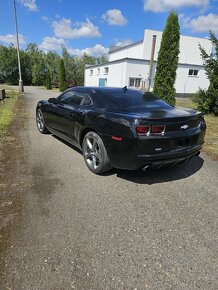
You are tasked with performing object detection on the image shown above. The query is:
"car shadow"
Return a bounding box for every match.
[52,135,83,155]
[52,134,204,185]
[113,156,204,184]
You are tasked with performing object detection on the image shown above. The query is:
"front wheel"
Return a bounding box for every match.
[36,109,50,134]
[82,131,112,174]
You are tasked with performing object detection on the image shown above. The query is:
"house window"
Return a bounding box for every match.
[90,69,93,76]
[104,67,109,74]
[188,69,199,76]
[97,68,100,74]
[129,78,141,88]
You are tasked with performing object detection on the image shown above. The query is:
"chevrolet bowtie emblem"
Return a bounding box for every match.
[181,124,189,129]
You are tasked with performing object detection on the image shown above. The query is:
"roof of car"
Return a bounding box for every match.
[66,86,140,93]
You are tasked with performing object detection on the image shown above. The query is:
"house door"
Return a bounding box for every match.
[99,78,107,87]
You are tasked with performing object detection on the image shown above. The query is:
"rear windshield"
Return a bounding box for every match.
[89,89,173,112]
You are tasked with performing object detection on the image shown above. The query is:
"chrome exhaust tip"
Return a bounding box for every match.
[142,165,151,172]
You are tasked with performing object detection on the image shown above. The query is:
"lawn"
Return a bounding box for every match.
[176,98,218,160]
[0,86,19,137]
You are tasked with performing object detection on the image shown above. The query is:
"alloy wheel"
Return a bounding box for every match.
[84,136,102,170]
[36,109,44,132]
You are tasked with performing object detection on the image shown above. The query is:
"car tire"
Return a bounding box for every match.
[36,109,50,134]
[82,131,112,174]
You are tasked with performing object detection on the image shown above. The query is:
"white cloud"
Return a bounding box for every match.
[180,13,218,33]
[39,36,65,51]
[42,16,49,22]
[68,44,109,57]
[101,9,127,26]
[19,0,37,11]
[0,34,25,45]
[143,0,209,12]
[52,18,101,39]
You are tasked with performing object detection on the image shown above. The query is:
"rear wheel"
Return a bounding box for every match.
[82,131,112,174]
[36,109,50,134]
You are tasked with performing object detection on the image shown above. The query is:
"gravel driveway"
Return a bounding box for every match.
[0,86,217,289]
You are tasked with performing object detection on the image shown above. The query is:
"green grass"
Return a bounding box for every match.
[0,87,19,137]
[176,97,218,160]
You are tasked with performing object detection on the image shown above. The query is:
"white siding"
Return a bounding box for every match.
[179,35,211,66]
[84,62,127,87]
[143,29,212,65]
[85,29,212,94]
[125,59,149,87]
[109,42,144,61]
[143,30,162,61]
[107,62,127,87]
[175,64,209,94]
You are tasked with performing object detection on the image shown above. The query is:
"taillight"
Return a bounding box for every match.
[151,125,165,134]
[198,117,206,127]
[136,125,165,136]
[136,125,150,135]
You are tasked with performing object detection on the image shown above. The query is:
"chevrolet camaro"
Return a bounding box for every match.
[36,87,206,174]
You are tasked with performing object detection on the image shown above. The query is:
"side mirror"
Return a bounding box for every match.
[48,98,58,104]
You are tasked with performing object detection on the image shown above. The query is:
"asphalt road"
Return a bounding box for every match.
[1,86,218,289]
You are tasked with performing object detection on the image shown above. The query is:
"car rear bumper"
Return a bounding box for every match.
[101,130,205,170]
[136,144,202,170]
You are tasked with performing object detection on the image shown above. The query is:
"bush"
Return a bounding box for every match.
[195,87,218,116]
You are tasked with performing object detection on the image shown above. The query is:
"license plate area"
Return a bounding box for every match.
[178,137,190,147]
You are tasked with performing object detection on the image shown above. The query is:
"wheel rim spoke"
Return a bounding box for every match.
[87,138,93,150]
[85,152,92,159]
[84,136,102,170]
[92,155,97,169]
[92,139,97,150]
[95,152,101,161]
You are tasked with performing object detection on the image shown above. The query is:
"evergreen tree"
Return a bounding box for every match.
[59,59,67,91]
[153,12,180,106]
[62,46,77,84]
[75,53,96,86]
[195,32,218,115]
[46,71,52,90]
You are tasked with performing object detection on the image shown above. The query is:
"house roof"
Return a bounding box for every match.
[109,40,143,54]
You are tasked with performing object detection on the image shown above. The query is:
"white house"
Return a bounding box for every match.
[84,29,213,96]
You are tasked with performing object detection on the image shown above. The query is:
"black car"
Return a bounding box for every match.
[36,87,206,174]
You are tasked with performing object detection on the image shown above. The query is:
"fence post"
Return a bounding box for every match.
[0,89,6,101]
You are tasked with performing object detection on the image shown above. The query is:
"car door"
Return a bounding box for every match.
[55,90,83,142]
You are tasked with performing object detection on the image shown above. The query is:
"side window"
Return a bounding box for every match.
[58,91,83,106]
[80,94,92,106]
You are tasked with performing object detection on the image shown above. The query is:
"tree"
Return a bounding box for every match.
[46,71,52,90]
[153,12,180,106]
[195,32,218,115]
[75,53,96,86]
[45,51,60,87]
[62,46,77,85]
[59,59,67,91]
[31,57,46,86]
[0,45,32,85]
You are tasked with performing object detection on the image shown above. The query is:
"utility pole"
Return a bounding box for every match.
[13,0,24,92]
[148,35,157,92]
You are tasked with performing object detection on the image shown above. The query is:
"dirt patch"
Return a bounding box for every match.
[0,95,29,279]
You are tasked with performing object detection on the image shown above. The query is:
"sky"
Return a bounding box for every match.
[1,0,218,57]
